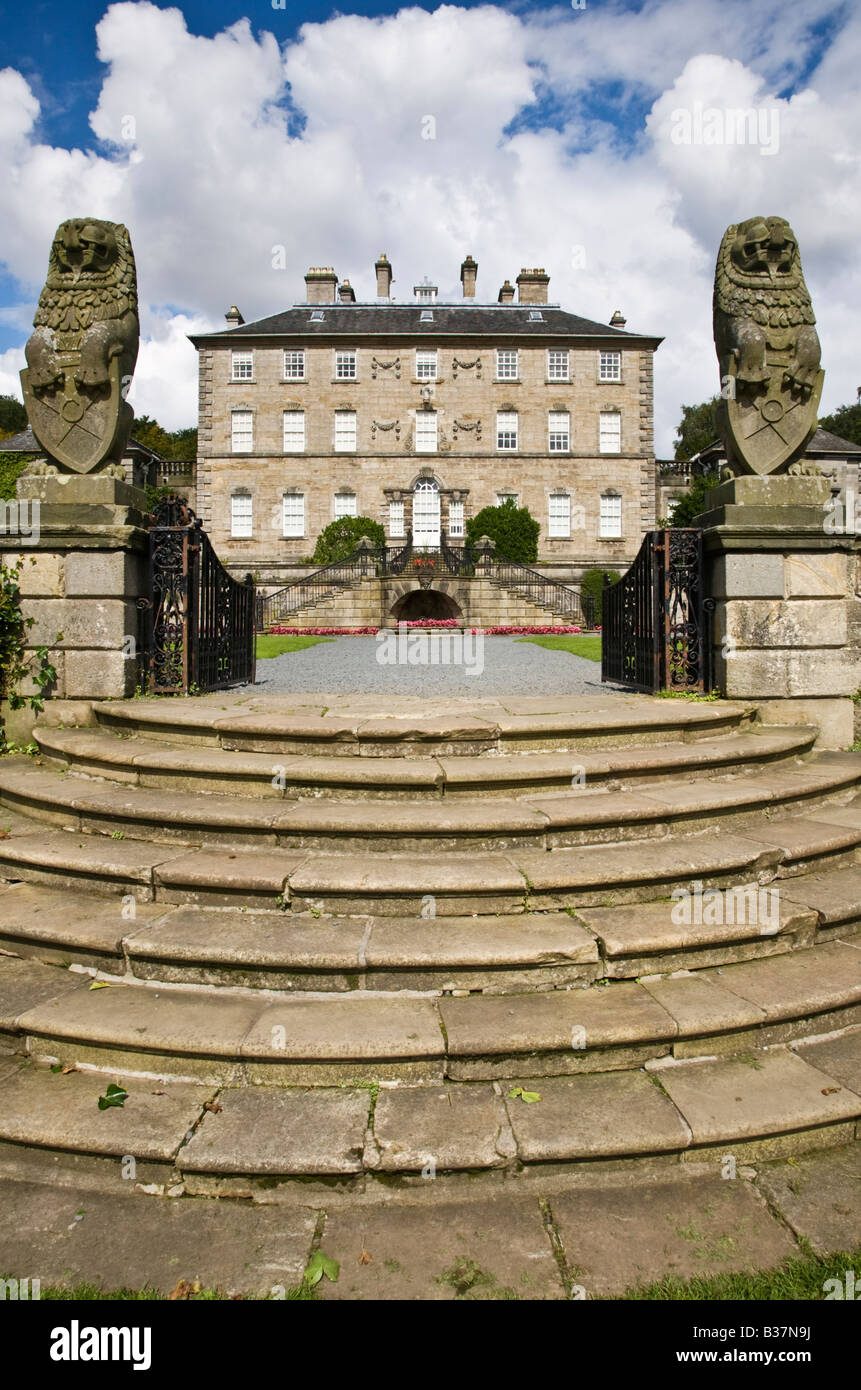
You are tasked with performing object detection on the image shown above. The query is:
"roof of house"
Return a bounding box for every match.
[696,427,861,461]
[189,303,663,347]
[0,425,166,461]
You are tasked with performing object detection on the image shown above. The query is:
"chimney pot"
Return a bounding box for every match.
[305,267,338,304]
[460,255,478,298]
[338,279,357,303]
[225,305,245,327]
[375,254,393,299]
[609,308,627,328]
[497,279,515,304]
[516,267,550,304]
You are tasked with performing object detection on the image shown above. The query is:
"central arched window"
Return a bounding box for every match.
[412,478,440,547]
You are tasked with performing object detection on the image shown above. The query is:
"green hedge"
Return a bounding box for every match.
[465,500,540,564]
[0,453,33,501]
[580,567,621,625]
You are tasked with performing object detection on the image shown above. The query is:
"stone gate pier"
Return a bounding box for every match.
[699,474,861,748]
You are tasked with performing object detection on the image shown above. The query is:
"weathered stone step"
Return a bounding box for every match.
[0,754,857,852]
[3,941,860,1085]
[0,808,858,911]
[1,863,860,991]
[0,1027,858,1183]
[31,725,818,802]
[91,693,757,756]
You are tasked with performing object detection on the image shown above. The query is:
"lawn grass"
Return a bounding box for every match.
[255,634,335,660]
[617,1247,861,1300]
[515,633,602,663]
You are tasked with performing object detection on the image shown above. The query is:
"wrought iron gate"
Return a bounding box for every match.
[601,529,713,693]
[140,497,256,694]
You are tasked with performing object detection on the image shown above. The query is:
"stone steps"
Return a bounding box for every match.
[1,803,860,911]
[28,725,819,803]
[0,996,858,1186]
[0,754,857,853]
[2,943,861,1085]
[91,694,758,754]
[1,865,860,992]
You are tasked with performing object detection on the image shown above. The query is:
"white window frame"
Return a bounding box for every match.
[547,349,570,381]
[231,410,253,454]
[548,493,571,538]
[335,349,357,380]
[230,493,252,538]
[334,410,357,452]
[600,492,623,538]
[415,411,438,454]
[282,410,305,453]
[334,492,358,519]
[496,412,518,451]
[283,350,305,380]
[231,351,253,382]
[282,492,305,538]
[448,500,464,538]
[388,499,405,538]
[415,350,438,381]
[496,492,518,507]
[599,350,622,382]
[548,411,570,453]
[599,410,622,454]
[496,349,518,380]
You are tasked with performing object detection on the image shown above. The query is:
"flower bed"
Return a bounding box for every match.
[268,625,379,635]
[469,624,586,635]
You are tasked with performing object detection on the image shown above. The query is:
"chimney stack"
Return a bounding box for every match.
[338,279,357,303]
[497,279,515,304]
[375,253,392,300]
[304,267,338,304]
[225,305,245,327]
[609,309,627,328]
[516,267,550,305]
[460,255,477,298]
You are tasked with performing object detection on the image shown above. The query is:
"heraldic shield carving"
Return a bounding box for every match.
[21,219,140,474]
[713,216,824,476]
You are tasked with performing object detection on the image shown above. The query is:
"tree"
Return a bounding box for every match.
[660,472,722,528]
[673,396,720,461]
[0,395,27,439]
[465,499,539,564]
[312,515,386,566]
[580,567,621,626]
[132,414,198,460]
[818,402,861,447]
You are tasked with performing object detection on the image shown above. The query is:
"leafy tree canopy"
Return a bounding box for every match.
[465,499,540,564]
[673,397,720,461]
[818,402,861,448]
[0,394,27,439]
[661,472,722,528]
[132,414,197,461]
[312,515,386,566]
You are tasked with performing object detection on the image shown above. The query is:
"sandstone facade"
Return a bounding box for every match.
[190,257,662,586]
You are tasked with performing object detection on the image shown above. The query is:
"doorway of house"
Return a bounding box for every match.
[412,478,441,548]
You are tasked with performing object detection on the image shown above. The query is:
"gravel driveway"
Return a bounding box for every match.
[253,634,614,697]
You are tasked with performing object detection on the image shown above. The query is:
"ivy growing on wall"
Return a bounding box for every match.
[0,452,33,501]
[0,559,59,752]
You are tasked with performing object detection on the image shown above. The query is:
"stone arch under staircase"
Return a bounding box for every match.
[0,693,859,1197]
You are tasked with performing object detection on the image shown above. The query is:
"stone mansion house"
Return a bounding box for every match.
[190,255,662,587]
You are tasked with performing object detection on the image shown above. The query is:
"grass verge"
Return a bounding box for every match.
[515,633,602,663]
[256,634,335,660]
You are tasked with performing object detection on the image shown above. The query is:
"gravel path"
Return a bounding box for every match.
[253,634,615,697]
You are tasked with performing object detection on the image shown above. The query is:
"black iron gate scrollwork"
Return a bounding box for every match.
[139,497,256,695]
[601,529,714,694]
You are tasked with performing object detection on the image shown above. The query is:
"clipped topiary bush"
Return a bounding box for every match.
[465,499,540,564]
[580,567,621,626]
[312,516,386,566]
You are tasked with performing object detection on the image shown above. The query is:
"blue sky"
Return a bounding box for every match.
[1,0,859,447]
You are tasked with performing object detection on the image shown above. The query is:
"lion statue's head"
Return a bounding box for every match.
[34,218,138,334]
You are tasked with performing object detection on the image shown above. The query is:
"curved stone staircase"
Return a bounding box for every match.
[0,692,860,1197]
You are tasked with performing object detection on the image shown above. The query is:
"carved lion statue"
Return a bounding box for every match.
[713,215,820,395]
[24,218,139,393]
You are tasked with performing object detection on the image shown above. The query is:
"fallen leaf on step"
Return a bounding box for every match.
[821,1086,842,1095]
[204,1100,222,1113]
[169,1279,201,1301]
[358,1245,372,1266]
